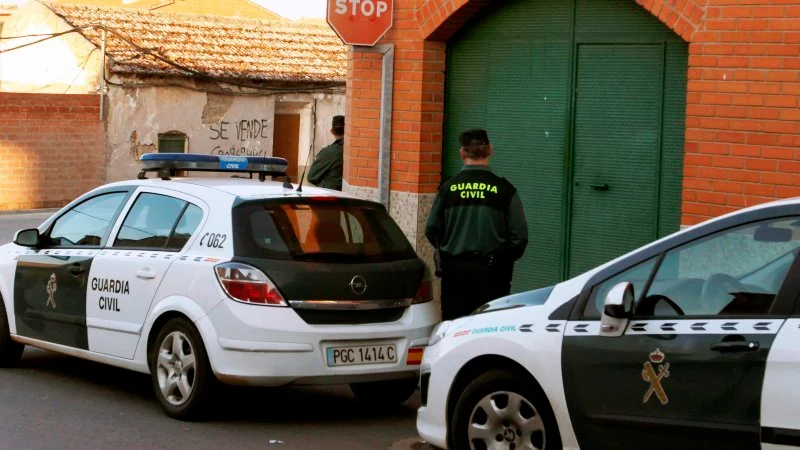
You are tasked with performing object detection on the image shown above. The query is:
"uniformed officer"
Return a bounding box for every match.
[425,128,529,320]
[308,115,344,191]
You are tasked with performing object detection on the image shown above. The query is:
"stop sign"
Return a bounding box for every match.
[327,0,393,46]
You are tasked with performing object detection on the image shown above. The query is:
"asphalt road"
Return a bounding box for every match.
[0,211,431,450]
[0,210,53,244]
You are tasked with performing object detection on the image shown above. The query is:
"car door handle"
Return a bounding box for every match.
[711,341,760,353]
[136,269,157,280]
[68,265,85,276]
[590,183,609,191]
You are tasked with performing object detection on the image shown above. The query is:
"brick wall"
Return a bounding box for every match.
[346,0,800,227]
[682,4,800,225]
[345,1,445,194]
[0,93,106,211]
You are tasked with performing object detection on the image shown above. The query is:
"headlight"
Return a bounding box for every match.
[428,320,453,347]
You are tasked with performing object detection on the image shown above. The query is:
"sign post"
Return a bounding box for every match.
[327,0,394,46]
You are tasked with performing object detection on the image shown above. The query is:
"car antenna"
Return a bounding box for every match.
[296,141,315,193]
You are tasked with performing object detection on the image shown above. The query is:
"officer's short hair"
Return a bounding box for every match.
[459,128,491,159]
[332,115,345,136]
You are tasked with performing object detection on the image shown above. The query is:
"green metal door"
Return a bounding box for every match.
[567,44,664,277]
[443,0,687,292]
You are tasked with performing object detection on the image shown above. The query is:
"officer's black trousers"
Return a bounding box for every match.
[439,254,513,321]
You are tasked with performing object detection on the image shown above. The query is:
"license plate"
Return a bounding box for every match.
[326,344,397,367]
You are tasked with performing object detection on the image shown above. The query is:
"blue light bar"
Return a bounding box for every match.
[138,153,288,181]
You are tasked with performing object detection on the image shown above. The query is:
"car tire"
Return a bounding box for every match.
[0,298,24,367]
[150,317,218,421]
[350,376,418,407]
[452,369,562,450]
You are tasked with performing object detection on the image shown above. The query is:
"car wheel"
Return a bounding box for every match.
[452,369,562,450]
[150,317,217,421]
[0,298,24,367]
[350,376,418,407]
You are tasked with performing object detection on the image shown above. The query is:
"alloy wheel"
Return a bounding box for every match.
[156,331,197,407]
[468,391,546,450]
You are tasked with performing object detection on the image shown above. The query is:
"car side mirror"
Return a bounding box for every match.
[13,228,40,248]
[600,282,634,337]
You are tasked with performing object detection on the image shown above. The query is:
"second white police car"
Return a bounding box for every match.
[0,154,439,419]
[418,197,800,450]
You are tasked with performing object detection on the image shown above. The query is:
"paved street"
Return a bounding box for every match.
[0,210,53,244]
[0,212,429,450]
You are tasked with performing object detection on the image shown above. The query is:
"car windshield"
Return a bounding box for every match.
[232,197,416,263]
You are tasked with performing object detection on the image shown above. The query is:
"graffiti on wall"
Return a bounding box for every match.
[209,118,270,156]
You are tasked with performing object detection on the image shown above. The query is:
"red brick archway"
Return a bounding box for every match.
[416,0,703,42]
[385,0,704,197]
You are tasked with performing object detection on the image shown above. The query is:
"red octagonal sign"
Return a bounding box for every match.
[327,0,394,46]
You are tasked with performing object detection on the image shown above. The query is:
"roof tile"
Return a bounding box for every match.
[49,0,281,20]
[45,2,347,84]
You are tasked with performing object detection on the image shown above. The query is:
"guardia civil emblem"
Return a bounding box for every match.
[45,273,57,309]
[642,348,670,405]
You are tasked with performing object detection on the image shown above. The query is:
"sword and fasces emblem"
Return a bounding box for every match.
[642,348,670,405]
[46,273,57,309]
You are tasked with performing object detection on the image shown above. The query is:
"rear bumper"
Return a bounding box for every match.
[198,299,440,386]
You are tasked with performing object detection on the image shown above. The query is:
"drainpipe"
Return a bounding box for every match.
[353,44,394,209]
[99,26,106,120]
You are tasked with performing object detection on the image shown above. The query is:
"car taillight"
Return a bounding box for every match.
[413,277,433,304]
[214,262,287,306]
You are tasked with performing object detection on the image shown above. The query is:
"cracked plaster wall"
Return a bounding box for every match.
[106,85,344,183]
[107,85,275,182]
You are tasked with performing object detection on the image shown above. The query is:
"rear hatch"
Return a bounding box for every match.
[229,196,428,324]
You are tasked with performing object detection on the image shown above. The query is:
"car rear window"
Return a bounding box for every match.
[232,197,417,263]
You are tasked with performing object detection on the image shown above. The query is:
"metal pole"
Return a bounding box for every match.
[377,45,394,209]
[99,26,107,120]
[353,43,394,209]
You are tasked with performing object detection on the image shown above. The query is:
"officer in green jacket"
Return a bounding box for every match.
[425,128,529,320]
[308,115,344,191]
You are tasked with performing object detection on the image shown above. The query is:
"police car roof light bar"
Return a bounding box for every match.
[137,153,289,182]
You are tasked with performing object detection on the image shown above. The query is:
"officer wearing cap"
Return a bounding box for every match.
[308,115,345,191]
[425,128,529,320]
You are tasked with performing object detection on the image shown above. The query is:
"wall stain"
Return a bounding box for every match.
[202,93,234,124]
[129,130,155,160]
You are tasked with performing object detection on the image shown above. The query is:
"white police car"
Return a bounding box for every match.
[417,197,800,450]
[0,154,439,420]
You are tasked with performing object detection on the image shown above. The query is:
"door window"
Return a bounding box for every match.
[114,193,201,251]
[639,217,800,317]
[166,204,204,251]
[48,192,128,247]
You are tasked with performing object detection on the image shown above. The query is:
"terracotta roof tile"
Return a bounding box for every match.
[45,2,347,84]
[49,0,281,20]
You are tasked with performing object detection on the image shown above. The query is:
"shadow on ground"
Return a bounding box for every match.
[13,347,421,424]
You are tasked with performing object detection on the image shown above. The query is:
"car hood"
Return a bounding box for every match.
[470,285,555,316]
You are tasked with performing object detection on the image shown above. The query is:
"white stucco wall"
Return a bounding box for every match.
[275,92,347,177]
[0,0,101,93]
[106,84,346,183]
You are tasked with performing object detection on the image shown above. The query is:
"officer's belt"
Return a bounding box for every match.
[447,251,494,264]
